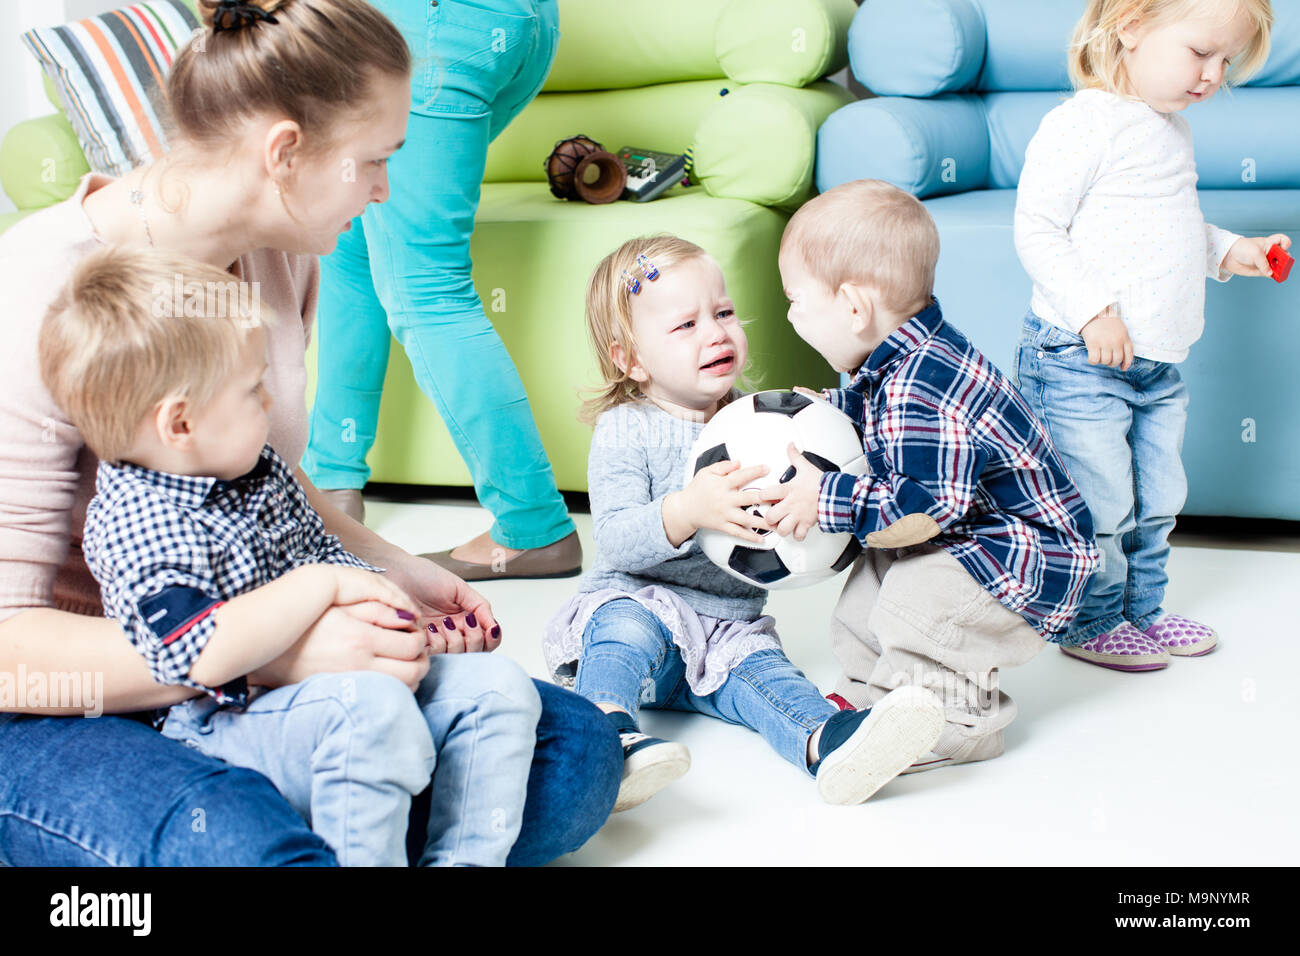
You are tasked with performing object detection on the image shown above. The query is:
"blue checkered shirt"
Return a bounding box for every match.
[83,444,379,706]
[817,300,1099,639]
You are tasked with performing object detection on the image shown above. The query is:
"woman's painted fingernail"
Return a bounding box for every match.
[465,612,477,629]
[427,622,437,633]
[396,609,414,621]
[490,624,501,640]
[444,617,455,630]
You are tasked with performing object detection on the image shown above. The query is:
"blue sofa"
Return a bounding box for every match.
[817,0,1300,520]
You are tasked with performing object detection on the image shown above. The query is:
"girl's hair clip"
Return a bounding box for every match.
[636,254,659,282]
[622,269,642,295]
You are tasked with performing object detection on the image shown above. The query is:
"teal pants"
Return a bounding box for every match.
[304,0,573,549]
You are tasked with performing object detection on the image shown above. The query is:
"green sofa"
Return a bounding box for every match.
[1,0,857,491]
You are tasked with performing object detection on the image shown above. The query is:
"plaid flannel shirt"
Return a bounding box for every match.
[817,300,1099,638]
[83,444,380,706]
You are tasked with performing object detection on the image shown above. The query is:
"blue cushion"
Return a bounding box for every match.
[816,95,990,198]
[974,0,1074,91]
[851,0,1300,94]
[924,188,1026,372]
[924,188,1300,520]
[977,88,1300,190]
[1251,1,1300,86]
[984,91,1065,188]
[1185,89,1300,188]
[1180,190,1300,519]
[848,0,984,97]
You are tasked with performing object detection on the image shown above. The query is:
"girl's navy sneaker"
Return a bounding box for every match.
[605,711,691,813]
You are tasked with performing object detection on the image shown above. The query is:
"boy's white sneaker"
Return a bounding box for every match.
[813,686,945,805]
[900,751,956,774]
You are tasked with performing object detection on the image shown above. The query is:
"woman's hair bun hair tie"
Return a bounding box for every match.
[210,0,281,34]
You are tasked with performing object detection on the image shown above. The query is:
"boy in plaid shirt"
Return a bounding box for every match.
[768,180,1099,772]
[38,248,540,865]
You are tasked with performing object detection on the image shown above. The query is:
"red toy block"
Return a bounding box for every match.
[1267,243,1293,283]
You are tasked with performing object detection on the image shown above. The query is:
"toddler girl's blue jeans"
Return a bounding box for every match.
[1014,312,1189,645]
[303,0,573,550]
[573,599,838,773]
[160,657,541,867]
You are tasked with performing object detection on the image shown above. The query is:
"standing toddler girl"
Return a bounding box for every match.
[1014,0,1288,670]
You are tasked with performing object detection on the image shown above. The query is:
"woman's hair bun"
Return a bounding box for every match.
[200,0,285,34]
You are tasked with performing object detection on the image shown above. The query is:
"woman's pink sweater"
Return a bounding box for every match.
[0,173,320,623]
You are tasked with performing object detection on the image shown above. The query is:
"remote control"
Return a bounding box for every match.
[617,147,687,202]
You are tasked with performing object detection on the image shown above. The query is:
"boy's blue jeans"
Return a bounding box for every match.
[161,657,541,867]
[574,599,838,773]
[303,0,574,550]
[1014,312,1189,645]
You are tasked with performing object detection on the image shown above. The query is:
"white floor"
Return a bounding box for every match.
[367,496,1300,866]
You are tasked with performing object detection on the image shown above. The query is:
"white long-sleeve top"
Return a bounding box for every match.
[1014,88,1240,364]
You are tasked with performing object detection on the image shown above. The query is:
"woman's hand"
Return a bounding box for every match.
[249,601,430,691]
[1080,305,1134,370]
[384,553,501,654]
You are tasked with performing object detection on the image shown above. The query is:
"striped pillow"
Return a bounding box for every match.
[21,1,200,178]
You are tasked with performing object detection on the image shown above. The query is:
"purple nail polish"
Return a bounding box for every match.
[465,612,477,629]
[396,609,414,621]
[444,617,455,630]
[427,622,437,633]
[491,624,501,640]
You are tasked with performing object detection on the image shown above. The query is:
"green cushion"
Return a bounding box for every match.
[42,74,62,110]
[714,0,857,87]
[0,113,90,210]
[542,0,728,92]
[306,183,837,491]
[692,81,854,209]
[486,79,731,183]
[486,79,852,209]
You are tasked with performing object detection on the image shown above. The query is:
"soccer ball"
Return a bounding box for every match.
[684,390,868,589]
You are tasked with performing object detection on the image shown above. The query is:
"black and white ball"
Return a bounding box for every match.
[685,390,868,589]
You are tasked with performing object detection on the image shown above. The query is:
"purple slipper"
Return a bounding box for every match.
[1145,613,1218,657]
[1060,622,1170,671]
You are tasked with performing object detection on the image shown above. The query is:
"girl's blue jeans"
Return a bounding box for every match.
[1014,312,1189,645]
[574,599,839,774]
[303,0,573,550]
[0,672,619,867]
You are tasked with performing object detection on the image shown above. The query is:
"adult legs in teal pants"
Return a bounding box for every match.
[305,0,578,574]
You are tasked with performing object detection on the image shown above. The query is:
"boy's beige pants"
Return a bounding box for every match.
[830,543,1045,763]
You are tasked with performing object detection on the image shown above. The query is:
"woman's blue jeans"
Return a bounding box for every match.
[303,0,573,550]
[1014,312,1190,645]
[574,599,838,773]
[0,678,619,866]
